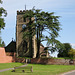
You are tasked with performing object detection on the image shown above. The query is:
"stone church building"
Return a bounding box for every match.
[16,10,49,58]
[16,10,37,58]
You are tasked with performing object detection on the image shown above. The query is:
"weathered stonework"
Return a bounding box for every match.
[16,10,37,58]
[31,58,75,65]
[16,10,50,58]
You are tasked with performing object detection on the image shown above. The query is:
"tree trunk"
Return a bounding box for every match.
[36,25,41,58]
[28,17,33,58]
[36,27,39,58]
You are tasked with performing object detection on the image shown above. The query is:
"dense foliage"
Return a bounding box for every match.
[0,0,7,47]
[58,43,72,57]
[68,48,75,58]
[23,8,61,58]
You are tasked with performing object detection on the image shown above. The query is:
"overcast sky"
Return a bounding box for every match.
[1,0,75,57]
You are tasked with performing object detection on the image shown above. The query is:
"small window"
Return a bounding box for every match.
[24,17,26,22]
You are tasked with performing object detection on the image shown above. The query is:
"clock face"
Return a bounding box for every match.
[22,24,26,29]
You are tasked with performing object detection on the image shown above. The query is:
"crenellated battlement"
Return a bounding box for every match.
[17,10,28,15]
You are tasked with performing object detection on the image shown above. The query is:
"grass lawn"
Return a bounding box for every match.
[0,63,75,75]
[0,63,24,70]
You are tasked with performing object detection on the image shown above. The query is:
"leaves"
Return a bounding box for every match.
[0,7,7,17]
[0,0,2,4]
[22,8,61,57]
[0,1,7,29]
[68,48,75,56]
[0,18,5,29]
[58,43,72,57]
[0,0,7,46]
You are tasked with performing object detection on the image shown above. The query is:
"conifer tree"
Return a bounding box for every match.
[23,9,61,58]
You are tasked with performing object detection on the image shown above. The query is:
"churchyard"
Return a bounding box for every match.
[0,0,75,75]
[0,63,75,75]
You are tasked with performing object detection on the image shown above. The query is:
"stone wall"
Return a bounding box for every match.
[31,58,75,65]
[0,47,15,63]
[14,57,25,63]
[6,52,16,56]
[14,57,31,63]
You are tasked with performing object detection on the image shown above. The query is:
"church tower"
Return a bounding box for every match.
[16,10,37,58]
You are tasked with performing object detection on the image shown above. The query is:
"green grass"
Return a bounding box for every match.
[0,63,75,75]
[0,63,24,70]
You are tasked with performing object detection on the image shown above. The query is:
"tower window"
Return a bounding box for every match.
[23,17,26,22]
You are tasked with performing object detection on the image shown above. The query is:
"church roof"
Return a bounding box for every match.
[5,40,16,52]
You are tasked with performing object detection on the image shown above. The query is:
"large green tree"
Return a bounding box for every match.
[23,8,61,58]
[58,43,72,57]
[0,0,7,47]
[68,48,75,59]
